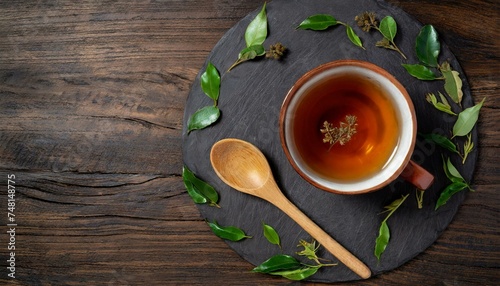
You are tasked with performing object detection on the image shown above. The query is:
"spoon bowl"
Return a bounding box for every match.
[210,139,271,193]
[210,138,371,279]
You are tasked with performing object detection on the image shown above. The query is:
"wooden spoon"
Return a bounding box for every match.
[210,138,371,279]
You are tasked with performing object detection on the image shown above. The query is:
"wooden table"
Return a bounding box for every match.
[1,1,498,285]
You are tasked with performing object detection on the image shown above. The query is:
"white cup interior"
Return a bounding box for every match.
[284,64,415,193]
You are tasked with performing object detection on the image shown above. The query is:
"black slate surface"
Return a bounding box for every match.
[182,0,477,282]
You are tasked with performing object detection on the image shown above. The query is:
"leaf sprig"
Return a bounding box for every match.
[374,194,409,261]
[435,157,474,210]
[421,92,483,164]
[426,92,456,116]
[229,3,287,71]
[422,96,485,165]
[355,12,406,58]
[297,14,364,49]
[187,62,221,133]
[253,239,336,281]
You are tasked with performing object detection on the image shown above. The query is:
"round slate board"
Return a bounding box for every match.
[182,0,477,282]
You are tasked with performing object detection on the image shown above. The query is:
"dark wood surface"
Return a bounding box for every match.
[0,0,498,285]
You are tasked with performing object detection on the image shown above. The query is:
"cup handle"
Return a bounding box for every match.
[400,160,435,190]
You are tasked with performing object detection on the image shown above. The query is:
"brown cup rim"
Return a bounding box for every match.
[279,59,417,195]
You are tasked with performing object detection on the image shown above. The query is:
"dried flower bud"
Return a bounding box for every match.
[355,11,378,32]
[266,42,287,60]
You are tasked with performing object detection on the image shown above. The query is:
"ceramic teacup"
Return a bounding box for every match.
[279,60,434,194]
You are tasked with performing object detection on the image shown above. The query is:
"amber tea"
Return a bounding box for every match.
[281,60,433,194]
[291,72,400,183]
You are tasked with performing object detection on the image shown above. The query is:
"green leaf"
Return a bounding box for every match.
[435,181,469,210]
[297,14,337,30]
[207,221,251,241]
[436,91,457,115]
[201,62,220,104]
[374,221,390,261]
[452,98,485,138]
[187,105,220,132]
[379,16,397,42]
[239,44,266,60]
[182,166,219,206]
[183,178,207,204]
[228,45,266,71]
[252,254,301,274]
[402,64,437,80]
[438,91,451,107]
[443,70,463,105]
[262,223,281,248]
[440,62,463,104]
[270,266,319,281]
[415,25,440,67]
[345,25,364,49]
[445,157,465,183]
[442,157,467,189]
[420,133,459,154]
[245,3,267,47]
[425,92,457,115]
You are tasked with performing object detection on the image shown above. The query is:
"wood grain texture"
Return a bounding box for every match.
[0,0,498,285]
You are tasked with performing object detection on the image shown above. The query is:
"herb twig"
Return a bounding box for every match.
[435,157,474,210]
[415,189,424,209]
[253,239,336,281]
[296,240,337,267]
[374,194,409,261]
[420,99,483,167]
[461,134,474,164]
[320,115,357,150]
[355,12,406,59]
[187,62,221,133]
[228,3,267,71]
[425,92,457,116]
[228,3,287,71]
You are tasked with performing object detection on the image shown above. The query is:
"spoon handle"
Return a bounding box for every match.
[268,183,371,279]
